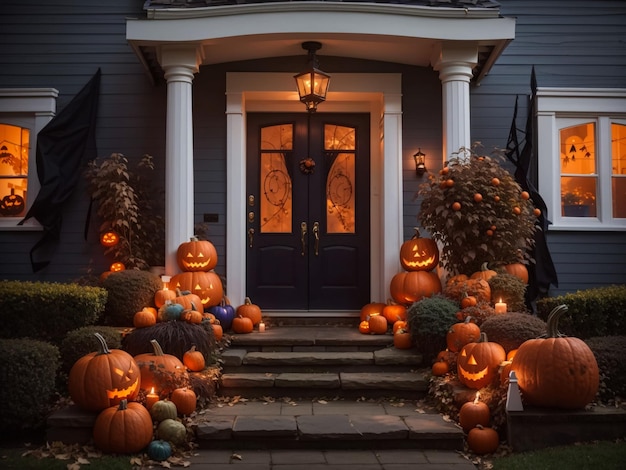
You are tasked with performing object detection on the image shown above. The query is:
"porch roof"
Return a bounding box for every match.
[129,1,514,84]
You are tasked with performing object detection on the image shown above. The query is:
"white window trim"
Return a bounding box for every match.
[0,88,58,231]
[537,87,626,231]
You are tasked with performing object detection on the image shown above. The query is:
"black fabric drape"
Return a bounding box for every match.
[505,66,558,311]
[19,69,101,272]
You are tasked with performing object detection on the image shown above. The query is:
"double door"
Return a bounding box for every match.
[246,113,370,310]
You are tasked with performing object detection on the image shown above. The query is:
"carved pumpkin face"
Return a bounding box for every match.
[100,231,120,247]
[170,271,223,307]
[110,262,125,272]
[456,333,505,389]
[176,237,218,272]
[0,188,25,216]
[399,232,439,271]
[68,333,141,412]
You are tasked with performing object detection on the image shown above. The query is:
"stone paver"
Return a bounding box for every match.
[233,415,298,437]
[243,351,374,366]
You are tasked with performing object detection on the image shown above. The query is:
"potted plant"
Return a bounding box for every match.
[561,187,595,217]
[85,153,165,270]
[417,144,538,276]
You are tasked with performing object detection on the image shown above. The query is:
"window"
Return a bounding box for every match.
[537,88,626,230]
[0,88,58,230]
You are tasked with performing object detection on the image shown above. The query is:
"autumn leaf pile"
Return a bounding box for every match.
[418,149,538,276]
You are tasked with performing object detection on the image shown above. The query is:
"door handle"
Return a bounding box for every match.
[300,222,307,256]
[313,221,320,256]
[248,228,254,248]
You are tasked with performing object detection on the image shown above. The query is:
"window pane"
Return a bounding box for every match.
[260,124,292,233]
[612,123,626,218]
[0,123,29,218]
[561,176,596,217]
[325,124,356,233]
[560,123,595,174]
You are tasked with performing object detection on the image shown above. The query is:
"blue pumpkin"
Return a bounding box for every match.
[158,302,185,322]
[208,302,235,330]
[147,439,172,461]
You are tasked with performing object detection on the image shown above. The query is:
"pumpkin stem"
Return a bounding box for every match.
[546,304,568,338]
[480,261,490,271]
[190,236,199,242]
[118,399,128,411]
[411,227,421,239]
[244,297,252,305]
[94,332,111,355]
[150,339,165,356]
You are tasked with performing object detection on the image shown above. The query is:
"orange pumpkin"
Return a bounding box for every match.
[360,302,386,321]
[446,316,481,353]
[173,288,204,314]
[467,425,499,455]
[93,400,153,454]
[393,320,408,334]
[460,294,478,309]
[457,333,505,390]
[212,322,223,341]
[445,277,491,303]
[134,339,186,393]
[176,236,218,272]
[393,328,412,349]
[431,360,449,376]
[470,262,498,282]
[182,345,205,372]
[503,262,529,284]
[181,309,203,325]
[170,387,197,416]
[170,271,223,307]
[399,229,439,271]
[389,271,442,305]
[368,313,388,334]
[382,299,407,325]
[236,297,262,325]
[68,333,141,412]
[358,320,371,334]
[232,315,254,334]
[133,308,157,328]
[154,288,176,308]
[458,392,491,433]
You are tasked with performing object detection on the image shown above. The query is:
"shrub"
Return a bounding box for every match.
[59,326,124,374]
[480,312,547,354]
[488,272,528,313]
[407,295,459,362]
[0,339,60,436]
[0,281,107,344]
[101,269,162,326]
[536,285,626,338]
[585,335,626,404]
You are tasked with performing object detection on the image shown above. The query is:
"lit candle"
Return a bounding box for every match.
[146,387,159,410]
[258,322,266,332]
[495,298,507,314]
[161,275,171,290]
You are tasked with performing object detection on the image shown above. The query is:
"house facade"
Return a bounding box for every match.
[1,0,625,313]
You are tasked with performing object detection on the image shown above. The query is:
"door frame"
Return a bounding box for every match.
[226,72,403,314]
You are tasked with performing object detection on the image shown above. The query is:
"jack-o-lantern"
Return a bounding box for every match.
[457,332,505,389]
[176,236,218,272]
[170,271,223,307]
[0,188,25,216]
[100,231,120,247]
[110,262,125,272]
[389,271,442,305]
[399,229,439,271]
[68,333,141,412]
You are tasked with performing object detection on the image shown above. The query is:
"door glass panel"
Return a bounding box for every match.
[260,124,293,233]
[560,123,597,217]
[325,124,356,233]
[612,123,626,218]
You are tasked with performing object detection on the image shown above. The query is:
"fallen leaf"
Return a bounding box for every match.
[317,400,328,405]
[230,453,243,460]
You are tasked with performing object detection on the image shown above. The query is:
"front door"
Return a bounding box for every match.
[246,113,370,310]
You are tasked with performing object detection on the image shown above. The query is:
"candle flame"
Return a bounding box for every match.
[150,387,155,394]
[474,391,480,404]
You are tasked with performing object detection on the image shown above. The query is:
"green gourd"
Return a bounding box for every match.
[149,399,177,422]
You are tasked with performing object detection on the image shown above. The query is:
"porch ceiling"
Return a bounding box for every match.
[128,2,515,84]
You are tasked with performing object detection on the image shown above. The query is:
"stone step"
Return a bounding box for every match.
[218,371,430,399]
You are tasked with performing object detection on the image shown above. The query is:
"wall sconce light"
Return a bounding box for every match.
[413,149,426,176]
[294,41,331,113]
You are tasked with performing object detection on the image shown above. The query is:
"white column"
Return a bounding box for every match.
[432,43,477,161]
[381,92,404,298]
[158,45,202,275]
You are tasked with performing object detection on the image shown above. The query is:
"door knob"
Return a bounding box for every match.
[313,221,320,256]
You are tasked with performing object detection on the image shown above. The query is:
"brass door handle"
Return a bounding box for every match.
[313,221,320,256]
[300,222,307,256]
[248,228,254,248]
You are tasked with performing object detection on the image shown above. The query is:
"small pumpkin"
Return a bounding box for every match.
[154,288,176,308]
[93,399,153,454]
[176,236,218,272]
[358,320,370,334]
[431,360,449,376]
[382,299,407,325]
[236,297,262,325]
[458,392,491,433]
[368,313,388,334]
[183,345,205,372]
[157,418,187,445]
[511,304,599,409]
[360,302,386,321]
[150,399,178,422]
[393,320,408,334]
[457,332,505,389]
[446,316,481,353]
[208,299,236,330]
[232,315,254,334]
[393,328,412,349]
[212,322,224,341]
[467,424,499,455]
[470,262,498,282]
[173,289,204,314]
[181,308,203,325]
[436,349,457,369]
[147,440,172,462]
[399,229,439,271]
[503,262,529,284]
[158,302,185,322]
[68,333,141,412]
[170,387,197,415]
[134,339,186,393]
[460,294,478,309]
[133,308,157,328]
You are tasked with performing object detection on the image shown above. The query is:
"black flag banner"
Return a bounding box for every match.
[19,69,101,272]
[505,66,558,310]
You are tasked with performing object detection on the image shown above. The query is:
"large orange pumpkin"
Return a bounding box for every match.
[503,262,529,284]
[170,271,223,307]
[399,229,439,271]
[68,333,141,412]
[360,302,386,321]
[458,392,491,433]
[470,262,498,282]
[173,288,204,313]
[368,313,388,334]
[446,317,481,353]
[93,399,153,454]
[457,333,505,389]
[236,297,262,325]
[511,304,599,409]
[134,339,186,393]
[390,271,442,305]
[382,299,407,325]
[176,236,218,272]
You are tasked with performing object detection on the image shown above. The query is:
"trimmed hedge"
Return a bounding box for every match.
[0,281,107,344]
[101,270,162,326]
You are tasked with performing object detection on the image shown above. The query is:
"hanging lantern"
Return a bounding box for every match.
[110,262,125,272]
[294,41,331,113]
[100,231,120,247]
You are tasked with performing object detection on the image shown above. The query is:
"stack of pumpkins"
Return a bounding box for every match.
[358,300,411,349]
[68,333,197,460]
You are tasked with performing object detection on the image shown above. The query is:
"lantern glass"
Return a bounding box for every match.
[294,41,330,113]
